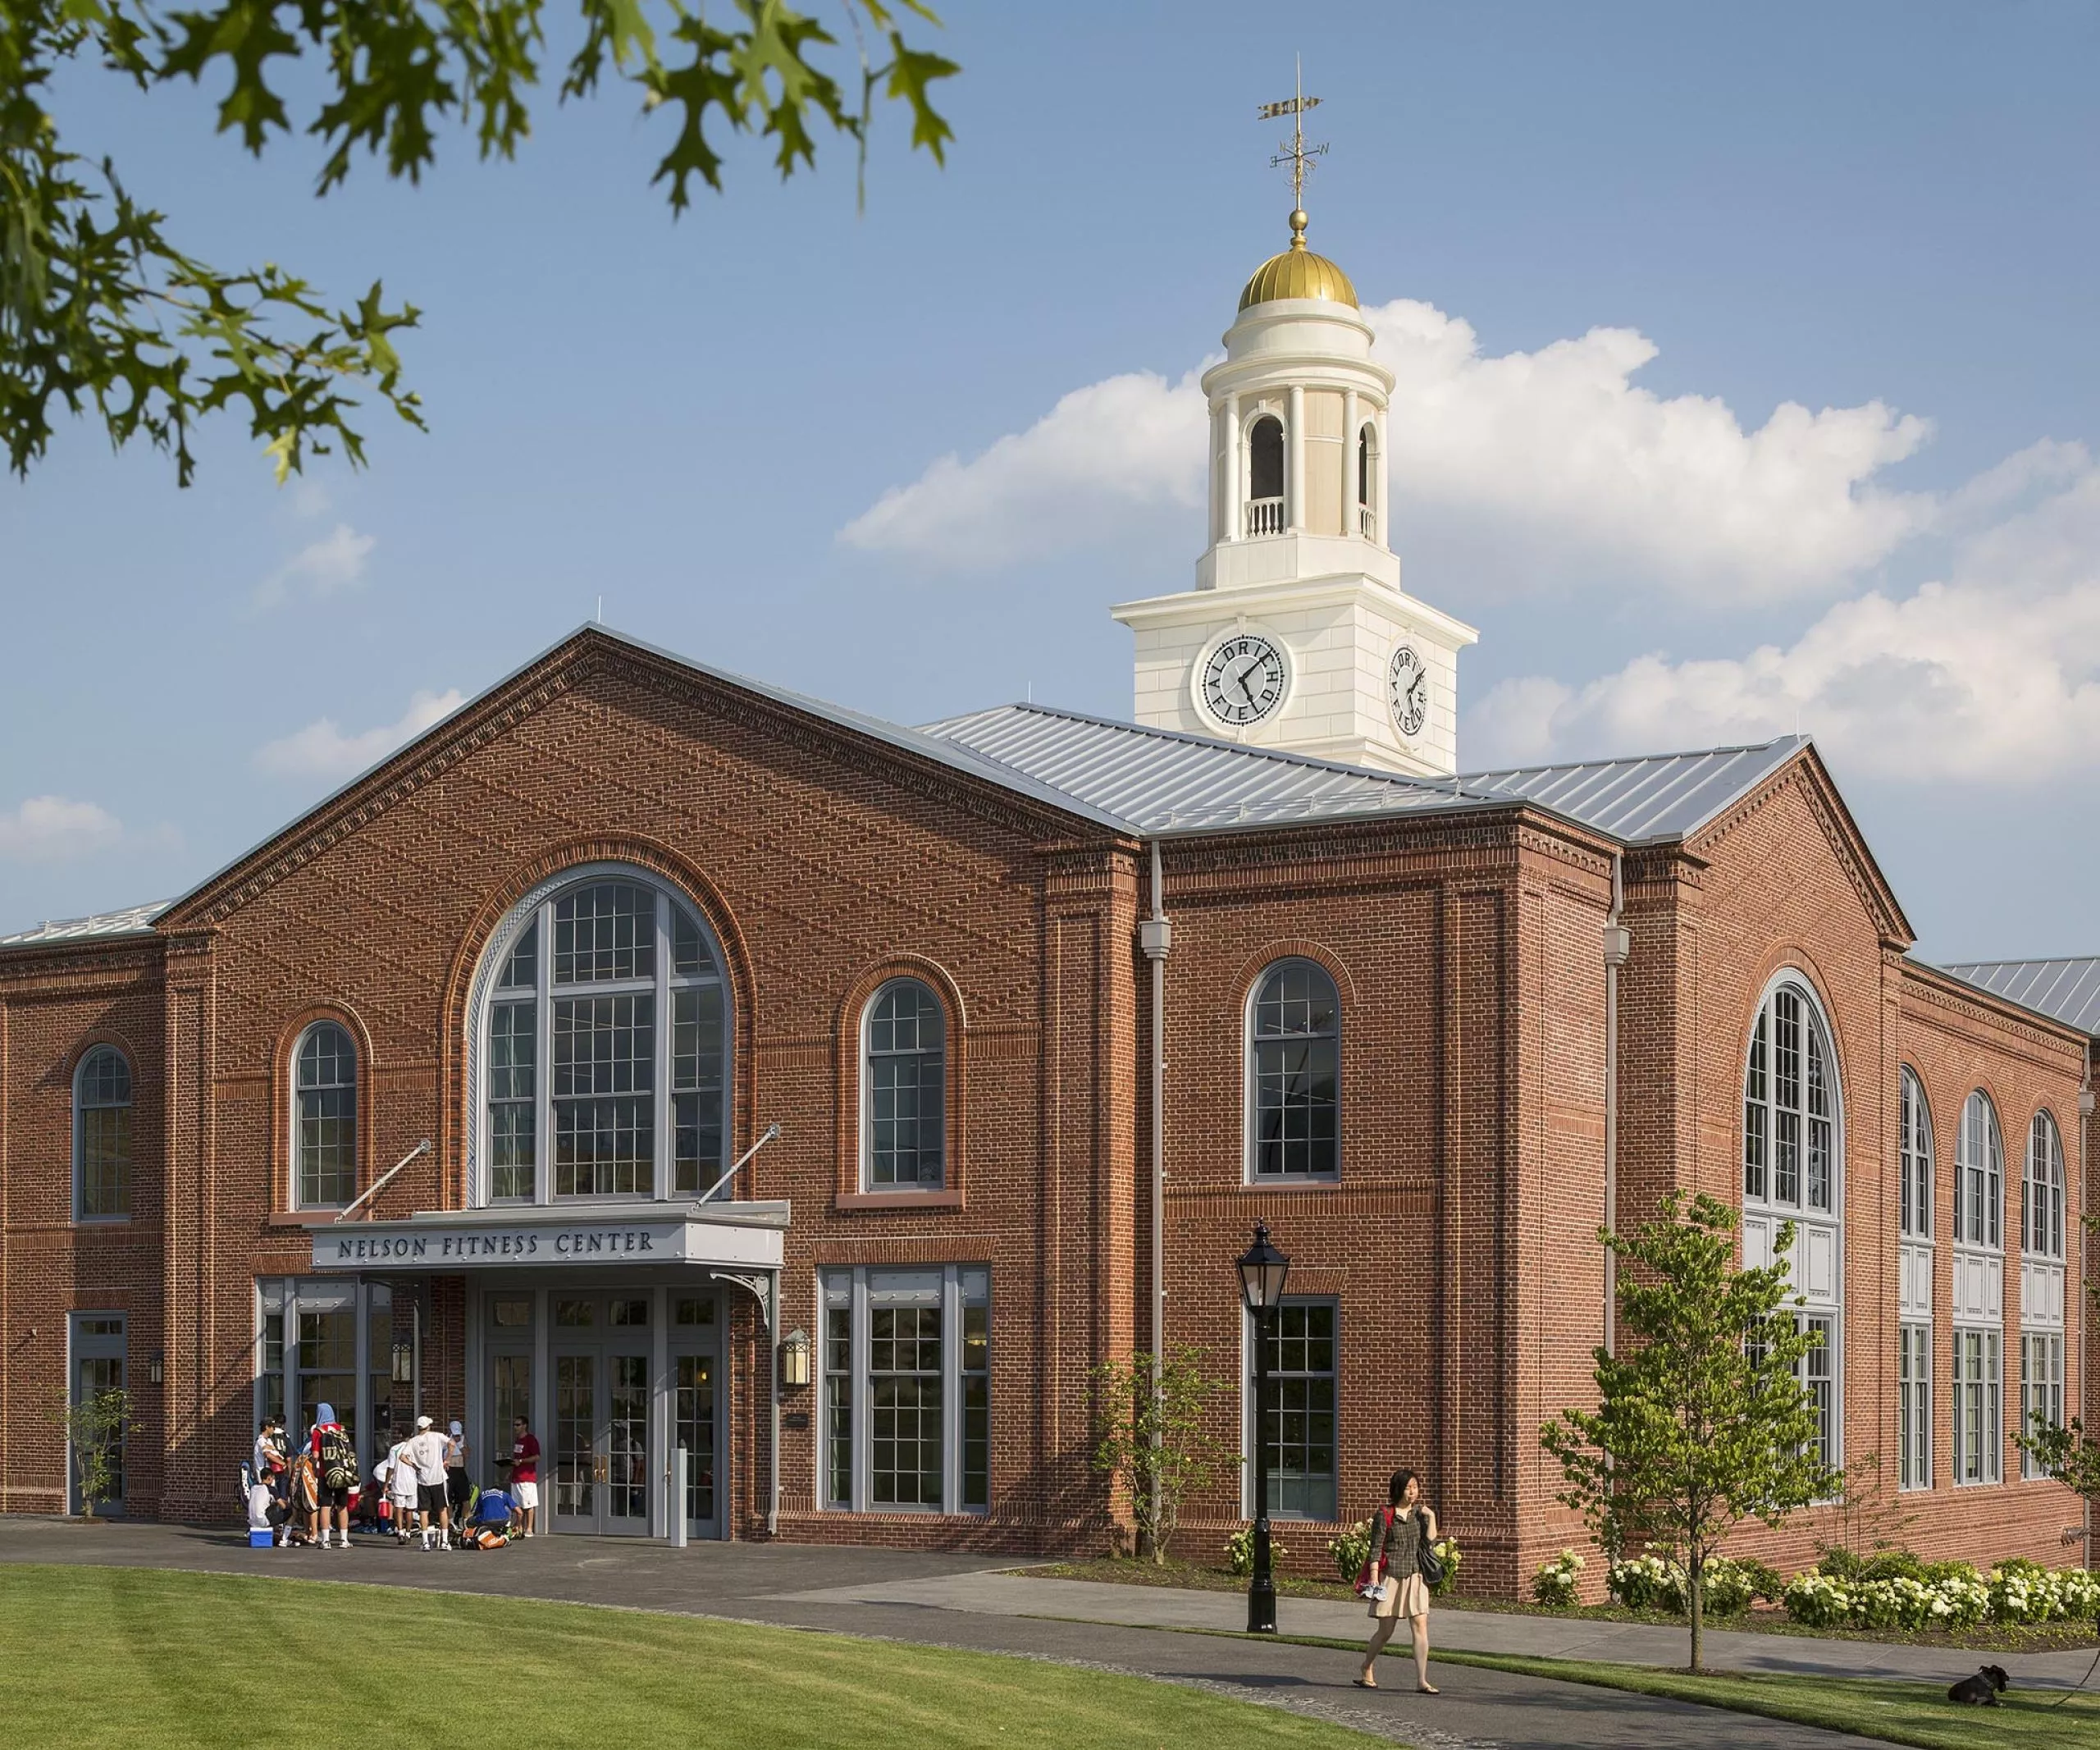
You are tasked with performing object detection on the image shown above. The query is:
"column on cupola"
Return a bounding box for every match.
[1223,391,1242,543]
[1341,387,1360,534]
[1286,384,1306,532]
[1375,408,1390,546]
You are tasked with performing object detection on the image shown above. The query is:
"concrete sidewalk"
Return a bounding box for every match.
[810,1566,2100,1690]
[0,1519,1992,1749]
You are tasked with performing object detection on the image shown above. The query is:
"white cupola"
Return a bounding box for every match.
[1111,207,1477,777]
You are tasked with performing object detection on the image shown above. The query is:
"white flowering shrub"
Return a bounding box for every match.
[1778,1556,2100,1629]
[1608,1553,1687,1613]
[1533,1548,1584,1607]
[1327,1519,1372,1586]
[1224,1526,1286,1576]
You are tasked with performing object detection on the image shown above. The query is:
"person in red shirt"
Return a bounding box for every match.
[505,1416,541,1537]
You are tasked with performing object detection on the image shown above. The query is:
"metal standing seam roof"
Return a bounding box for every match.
[0,900,172,948]
[1453,736,1812,845]
[922,702,1812,844]
[1939,957,2100,1037]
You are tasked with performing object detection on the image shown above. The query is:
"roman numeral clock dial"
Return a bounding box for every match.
[1200,633,1289,728]
[1390,644,1431,739]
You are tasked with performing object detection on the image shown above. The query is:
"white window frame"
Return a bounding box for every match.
[818,1264,989,1517]
[861,977,947,1192]
[463,863,732,1208]
[2020,1332,2066,1479]
[1897,1321,1931,1492]
[1741,972,1844,1473]
[290,1020,358,1211]
[67,1310,128,1515]
[2026,1111,2066,1263]
[1952,1326,2002,1487]
[72,1044,134,1224]
[1244,957,1342,1185]
[1899,1067,1933,1241]
[1956,1090,2003,1251]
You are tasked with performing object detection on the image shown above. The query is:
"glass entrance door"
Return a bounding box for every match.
[551,1344,651,1536]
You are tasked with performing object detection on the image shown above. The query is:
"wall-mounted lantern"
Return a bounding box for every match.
[391,1341,414,1384]
[780,1327,812,1389]
[148,1350,165,1387]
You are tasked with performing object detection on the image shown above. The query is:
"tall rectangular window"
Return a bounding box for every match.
[69,1313,127,1511]
[1897,1323,1930,1491]
[1952,1327,2002,1486]
[1253,1300,1337,1520]
[819,1265,988,1515]
[1801,1314,1836,1471]
[2022,1333,2066,1479]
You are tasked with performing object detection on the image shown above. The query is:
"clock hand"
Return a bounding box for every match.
[1236,662,1259,706]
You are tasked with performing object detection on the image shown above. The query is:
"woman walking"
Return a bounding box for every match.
[1356,1469,1439,1694]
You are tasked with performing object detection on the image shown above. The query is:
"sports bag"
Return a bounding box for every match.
[317,1425,358,1490]
[1417,1524,1448,1588]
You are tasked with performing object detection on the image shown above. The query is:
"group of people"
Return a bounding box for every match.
[246,1410,542,1551]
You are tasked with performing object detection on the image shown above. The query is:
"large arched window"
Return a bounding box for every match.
[1742,974,1842,1470]
[863,977,947,1190]
[1248,960,1339,1181]
[1957,1091,2002,1250]
[475,870,728,1204]
[294,1022,358,1209]
[74,1045,133,1220]
[1742,978,1838,1213]
[2026,1112,2066,1262]
[1898,1067,1932,1240]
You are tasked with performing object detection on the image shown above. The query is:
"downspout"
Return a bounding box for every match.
[2082,1070,2094,1570]
[1602,853,1631,1357]
[1139,841,1173,1551]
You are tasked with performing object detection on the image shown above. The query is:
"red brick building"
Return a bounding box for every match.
[2,231,2091,1591]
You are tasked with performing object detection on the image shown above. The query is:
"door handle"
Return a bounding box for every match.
[592,1458,609,1483]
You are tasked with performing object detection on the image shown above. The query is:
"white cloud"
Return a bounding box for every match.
[0,797,124,862]
[840,369,1208,568]
[839,299,1935,597]
[253,523,376,610]
[254,688,467,782]
[1467,466,2100,782]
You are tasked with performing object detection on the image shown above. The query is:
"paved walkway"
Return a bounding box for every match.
[0,1519,2048,1749]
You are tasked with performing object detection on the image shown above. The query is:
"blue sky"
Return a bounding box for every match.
[3,1,2098,959]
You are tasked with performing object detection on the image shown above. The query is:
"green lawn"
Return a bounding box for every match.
[0,1566,1381,1749]
[1427,1647,2100,1749]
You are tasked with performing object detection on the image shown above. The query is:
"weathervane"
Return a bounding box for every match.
[1257,57,1326,249]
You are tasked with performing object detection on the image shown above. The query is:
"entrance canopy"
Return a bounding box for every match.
[305,1199,788,1275]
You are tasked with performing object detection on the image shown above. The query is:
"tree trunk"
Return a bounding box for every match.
[1688,1560,1704,1673]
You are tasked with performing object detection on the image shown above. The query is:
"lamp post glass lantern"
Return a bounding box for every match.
[1236,1220,1290,1634]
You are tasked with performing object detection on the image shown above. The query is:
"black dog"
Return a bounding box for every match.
[1947,1665,2009,1706]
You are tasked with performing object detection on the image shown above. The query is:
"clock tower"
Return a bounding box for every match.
[1110,148,1476,776]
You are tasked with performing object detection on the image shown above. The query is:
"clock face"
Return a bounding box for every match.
[1201,633,1288,727]
[1389,645,1430,738]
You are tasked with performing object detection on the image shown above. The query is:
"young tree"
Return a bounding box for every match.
[52,1385,137,1518]
[1091,1346,1237,1565]
[2015,1206,2100,1548]
[1541,1191,1840,1671]
[2,0,956,484]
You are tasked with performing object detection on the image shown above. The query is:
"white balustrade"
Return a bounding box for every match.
[1358,503,1375,538]
[1244,496,1285,537]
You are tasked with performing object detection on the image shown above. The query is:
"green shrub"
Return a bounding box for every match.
[1701,1556,1756,1617]
[1326,1519,1372,1587]
[1427,1537,1462,1597]
[1737,1558,1786,1603]
[1533,1549,1585,1608]
[1224,1526,1285,1576]
[1815,1547,1865,1582]
[1858,1549,1925,1585]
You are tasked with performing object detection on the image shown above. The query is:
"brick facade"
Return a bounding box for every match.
[0,628,2087,1591]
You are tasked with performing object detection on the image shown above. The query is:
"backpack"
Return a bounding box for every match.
[317,1425,358,1490]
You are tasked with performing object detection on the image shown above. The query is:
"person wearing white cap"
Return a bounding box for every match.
[404,1414,453,1551]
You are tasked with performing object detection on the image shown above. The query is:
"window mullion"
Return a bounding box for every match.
[942,1264,961,1514]
[655,892,671,1203]
[851,1268,870,1515]
[536,902,553,1206]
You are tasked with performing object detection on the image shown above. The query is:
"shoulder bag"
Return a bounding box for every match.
[1414,1511,1447,1588]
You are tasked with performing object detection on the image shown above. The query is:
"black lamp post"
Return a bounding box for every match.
[1235,1219,1290,1635]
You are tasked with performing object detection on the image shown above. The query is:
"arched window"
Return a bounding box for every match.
[1742,974,1842,1470]
[1245,414,1285,536]
[863,978,947,1190]
[1898,1067,1932,1240]
[1956,1091,2002,1250]
[2026,1111,2066,1262]
[294,1022,358,1209]
[1742,979,1838,1213]
[474,869,728,1204]
[74,1045,132,1220]
[1249,960,1339,1181]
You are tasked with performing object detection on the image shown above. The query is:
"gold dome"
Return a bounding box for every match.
[1239,208,1358,311]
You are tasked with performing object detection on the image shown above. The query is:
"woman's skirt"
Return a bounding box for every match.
[1368,1572,1431,1620]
